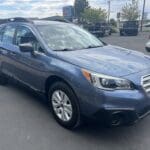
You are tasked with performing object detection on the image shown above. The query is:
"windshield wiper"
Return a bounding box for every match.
[54,45,103,51]
[53,48,73,51]
[86,45,103,49]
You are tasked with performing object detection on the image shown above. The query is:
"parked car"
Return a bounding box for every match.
[102,22,112,36]
[146,39,150,52]
[84,23,105,37]
[119,21,139,36]
[0,18,150,129]
[143,23,150,32]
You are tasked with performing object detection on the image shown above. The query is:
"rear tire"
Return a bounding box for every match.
[134,32,138,36]
[120,31,123,36]
[0,73,8,85]
[48,82,81,129]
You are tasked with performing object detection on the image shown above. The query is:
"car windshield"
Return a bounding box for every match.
[37,23,104,51]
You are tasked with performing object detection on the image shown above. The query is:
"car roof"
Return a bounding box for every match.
[33,20,69,26]
[0,18,70,27]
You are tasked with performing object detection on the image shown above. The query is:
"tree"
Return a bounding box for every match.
[110,18,117,27]
[81,8,107,23]
[121,1,140,21]
[74,0,89,20]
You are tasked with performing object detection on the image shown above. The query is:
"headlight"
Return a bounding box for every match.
[82,69,133,90]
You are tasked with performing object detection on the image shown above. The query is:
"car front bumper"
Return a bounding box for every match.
[76,69,150,127]
[93,104,150,126]
[79,92,150,127]
[83,89,150,126]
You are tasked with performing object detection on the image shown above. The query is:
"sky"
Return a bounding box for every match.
[0,0,149,19]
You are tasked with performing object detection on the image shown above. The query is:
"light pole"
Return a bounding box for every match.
[132,0,135,4]
[108,0,111,23]
[141,0,146,32]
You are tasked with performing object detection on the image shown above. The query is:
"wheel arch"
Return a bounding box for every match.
[45,75,76,98]
[45,75,82,116]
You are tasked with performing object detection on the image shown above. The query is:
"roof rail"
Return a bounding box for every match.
[0,17,33,24]
[41,16,70,23]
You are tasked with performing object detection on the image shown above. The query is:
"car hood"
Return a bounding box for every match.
[56,45,150,77]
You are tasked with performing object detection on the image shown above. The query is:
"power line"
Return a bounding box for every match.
[108,0,111,22]
[140,0,146,32]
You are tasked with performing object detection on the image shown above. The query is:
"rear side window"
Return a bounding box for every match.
[2,25,16,44]
[0,26,4,42]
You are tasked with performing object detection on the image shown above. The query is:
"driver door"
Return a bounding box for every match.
[13,25,49,91]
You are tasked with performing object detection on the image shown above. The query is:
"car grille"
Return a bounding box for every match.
[142,75,150,94]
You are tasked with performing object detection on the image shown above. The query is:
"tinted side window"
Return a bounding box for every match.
[0,26,5,42]
[2,25,15,44]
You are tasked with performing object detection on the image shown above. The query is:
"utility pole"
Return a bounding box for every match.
[108,0,111,23]
[132,0,135,4]
[141,0,146,32]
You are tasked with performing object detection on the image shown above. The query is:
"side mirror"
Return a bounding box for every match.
[19,43,34,53]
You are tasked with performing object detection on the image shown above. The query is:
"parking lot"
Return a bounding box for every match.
[103,32,149,55]
[0,32,150,150]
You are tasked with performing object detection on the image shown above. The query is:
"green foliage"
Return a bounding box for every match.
[121,1,140,21]
[74,0,89,20]
[111,26,118,33]
[81,8,107,23]
[110,18,117,27]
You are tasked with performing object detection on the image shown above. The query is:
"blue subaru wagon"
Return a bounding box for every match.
[0,18,150,129]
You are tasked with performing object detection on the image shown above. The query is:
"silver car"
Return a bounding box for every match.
[146,35,150,52]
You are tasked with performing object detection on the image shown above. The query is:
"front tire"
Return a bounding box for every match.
[109,31,111,35]
[48,82,81,129]
[0,73,8,85]
[120,31,123,36]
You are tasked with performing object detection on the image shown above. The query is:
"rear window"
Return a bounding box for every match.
[123,21,138,27]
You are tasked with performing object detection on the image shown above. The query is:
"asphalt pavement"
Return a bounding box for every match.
[102,32,149,55]
[0,32,150,150]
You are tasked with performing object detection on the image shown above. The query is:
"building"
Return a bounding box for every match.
[63,6,74,21]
